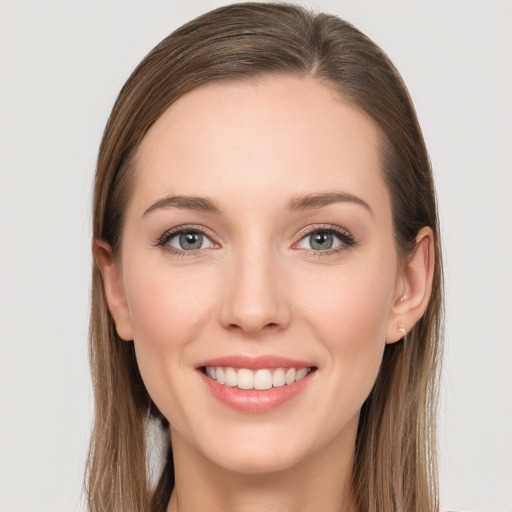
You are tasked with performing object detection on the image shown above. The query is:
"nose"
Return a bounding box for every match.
[219,248,290,336]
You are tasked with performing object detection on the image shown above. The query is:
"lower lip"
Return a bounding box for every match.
[200,370,315,413]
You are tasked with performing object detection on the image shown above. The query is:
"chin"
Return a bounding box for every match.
[206,440,309,475]
[183,418,335,476]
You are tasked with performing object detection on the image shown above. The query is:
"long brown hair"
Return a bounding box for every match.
[86,3,443,511]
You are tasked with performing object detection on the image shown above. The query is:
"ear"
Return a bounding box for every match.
[385,226,435,344]
[92,240,134,341]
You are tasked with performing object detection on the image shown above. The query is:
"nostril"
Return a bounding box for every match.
[226,321,280,334]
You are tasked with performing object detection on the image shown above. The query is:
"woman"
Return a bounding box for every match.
[86,3,443,511]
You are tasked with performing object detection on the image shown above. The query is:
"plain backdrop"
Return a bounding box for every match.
[0,1,511,511]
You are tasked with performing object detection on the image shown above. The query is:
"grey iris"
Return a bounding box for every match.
[310,232,333,250]
[179,232,203,250]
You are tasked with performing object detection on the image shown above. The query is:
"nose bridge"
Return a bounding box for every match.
[220,236,289,335]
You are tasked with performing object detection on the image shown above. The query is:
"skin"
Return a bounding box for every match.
[95,76,434,512]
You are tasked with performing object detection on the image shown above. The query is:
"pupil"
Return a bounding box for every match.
[311,232,333,250]
[179,232,203,250]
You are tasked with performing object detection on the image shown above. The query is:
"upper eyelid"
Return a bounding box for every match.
[294,224,353,240]
[155,223,355,248]
[292,224,356,250]
[156,224,218,246]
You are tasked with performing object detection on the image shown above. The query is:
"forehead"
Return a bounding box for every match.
[131,75,388,216]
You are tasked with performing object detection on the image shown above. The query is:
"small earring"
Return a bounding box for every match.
[397,321,406,335]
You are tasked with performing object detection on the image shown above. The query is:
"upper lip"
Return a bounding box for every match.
[196,355,316,370]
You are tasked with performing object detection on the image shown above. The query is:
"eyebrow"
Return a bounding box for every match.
[143,195,221,216]
[286,191,372,215]
[143,191,372,217]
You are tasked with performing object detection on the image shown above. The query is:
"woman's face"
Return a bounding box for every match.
[109,76,404,473]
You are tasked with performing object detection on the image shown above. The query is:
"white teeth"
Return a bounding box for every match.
[272,368,286,387]
[296,368,308,381]
[253,369,273,390]
[237,368,253,390]
[224,367,237,387]
[205,366,312,390]
[285,368,296,385]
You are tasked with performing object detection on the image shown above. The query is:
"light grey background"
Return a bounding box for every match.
[1,1,510,511]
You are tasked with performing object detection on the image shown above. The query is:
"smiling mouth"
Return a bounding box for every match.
[201,366,316,391]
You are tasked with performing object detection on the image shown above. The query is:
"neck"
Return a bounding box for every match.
[166,424,359,512]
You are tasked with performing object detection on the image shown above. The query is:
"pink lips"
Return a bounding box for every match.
[197,355,316,413]
[197,355,314,370]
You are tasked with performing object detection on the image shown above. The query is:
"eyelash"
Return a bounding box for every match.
[154,224,357,257]
[293,224,357,256]
[154,225,217,257]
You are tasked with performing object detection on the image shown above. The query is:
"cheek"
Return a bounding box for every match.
[125,260,217,345]
[298,258,396,392]
[302,260,394,336]
[122,261,217,410]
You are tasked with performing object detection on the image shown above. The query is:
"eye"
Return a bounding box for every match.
[168,230,214,251]
[156,227,216,253]
[295,226,355,252]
